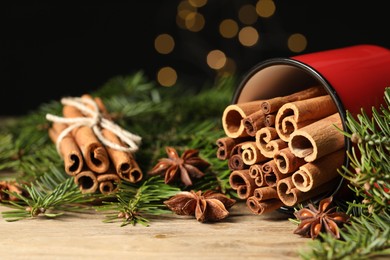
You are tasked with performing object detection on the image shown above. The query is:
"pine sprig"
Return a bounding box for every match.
[338,87,390,214]
[299,212,390,260]
[1,166,94,222]
[96,176,180,226]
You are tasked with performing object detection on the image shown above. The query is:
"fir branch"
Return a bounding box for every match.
[1,166,94,222]
[338,88,390,214]
[96,176,180,226]
[299,212,390,260]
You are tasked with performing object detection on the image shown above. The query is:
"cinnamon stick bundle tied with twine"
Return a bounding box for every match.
[217,86,346,215]
[46,94,143,194]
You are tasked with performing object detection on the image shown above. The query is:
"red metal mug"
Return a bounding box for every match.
[232,44,390,213]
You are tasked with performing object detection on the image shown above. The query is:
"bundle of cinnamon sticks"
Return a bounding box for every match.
[47,94,143,195]
[216,86,345,215]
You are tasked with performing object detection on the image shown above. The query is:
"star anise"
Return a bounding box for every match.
[164,190,236,222]
[293,196,350,239]
[148,146,210,186]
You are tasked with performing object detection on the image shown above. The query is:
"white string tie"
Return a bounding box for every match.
[46,96,142,155]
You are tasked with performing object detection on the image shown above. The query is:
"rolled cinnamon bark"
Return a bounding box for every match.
[241,141,268,165]
[276,176,335,207]
[102,128,143,183]
[288,113,344,162]
[229,169,256,199]
[249,164,266,187]
[242,110,266,136]
[63,105,110,174]
[261,160,289,187]
[253,186,278,201]
[260,86,327,114]
[97,172,121,195]
[246,196,284,215]
[222,100,264,138]
[264,114,276,127]
[273,147,306,174]
[48,122,84,176]
[74,170,99,194]
[255,127,288,158]
[228,154,247,171]
[292,150,344,192]
[216,136,250,160]
[275,95,338,141]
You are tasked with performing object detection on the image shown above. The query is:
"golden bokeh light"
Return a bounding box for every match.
[188,0,207,8]
[256,0,276,18]
[217,57,237,77]
[177,1,197,19]
[238,26,259,47]
[287,33,307,53]
[154,34,175,54]
[238,4,258,25]
[157,67,178,87]
[206,50,227,70]
[219,19,239,38]
[185,12,205,32]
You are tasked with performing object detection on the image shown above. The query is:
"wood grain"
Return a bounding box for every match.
[0,203,309,260]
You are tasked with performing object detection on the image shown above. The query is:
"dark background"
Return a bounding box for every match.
[1,1,389,116]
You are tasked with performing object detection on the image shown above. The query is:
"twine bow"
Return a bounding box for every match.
[46,96,142,155]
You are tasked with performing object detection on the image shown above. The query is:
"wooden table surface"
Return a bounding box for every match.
[0,201,309,260]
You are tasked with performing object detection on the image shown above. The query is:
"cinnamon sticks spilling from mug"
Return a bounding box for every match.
[217,86,345,215]
[47,94,143,195]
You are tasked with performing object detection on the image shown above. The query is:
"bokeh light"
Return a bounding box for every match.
[256,0,276,18]
[185,12,205,32]
[154,34,175,54]
[219,19,239,38]
[177,0,197,29]
[157,67,178,87]
[188,0,207,8]
[238,26,259,47]
[217,57,237,77]
[238,4,258,25]
[287,33,307,53]
[207,50,227,70]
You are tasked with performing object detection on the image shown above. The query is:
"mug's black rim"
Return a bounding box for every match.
[232,57,350,215]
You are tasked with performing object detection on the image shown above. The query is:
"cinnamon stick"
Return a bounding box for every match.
[216,136,250,160]
[253,186,278,201]
[48,122,84,176]
[264,114,276,127]
[96,171,121,195]
[276,176,336,207]
[255,127,288,158]
[260,86,327,114]
[273,147,306,174]
[275,95,338,141]
[262,160,288,187]
[229,169,256,199]
[228,154,247,171]
[246,196,284,215]
[249,164,266,187]
[74,170,99,194]
[242,110,266,136]
[292,150,344,192]
[62,105,110,174]
[102,128,143,183]
[222,100,264,138]
[241,141,268,165]
[288,113,344,162]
